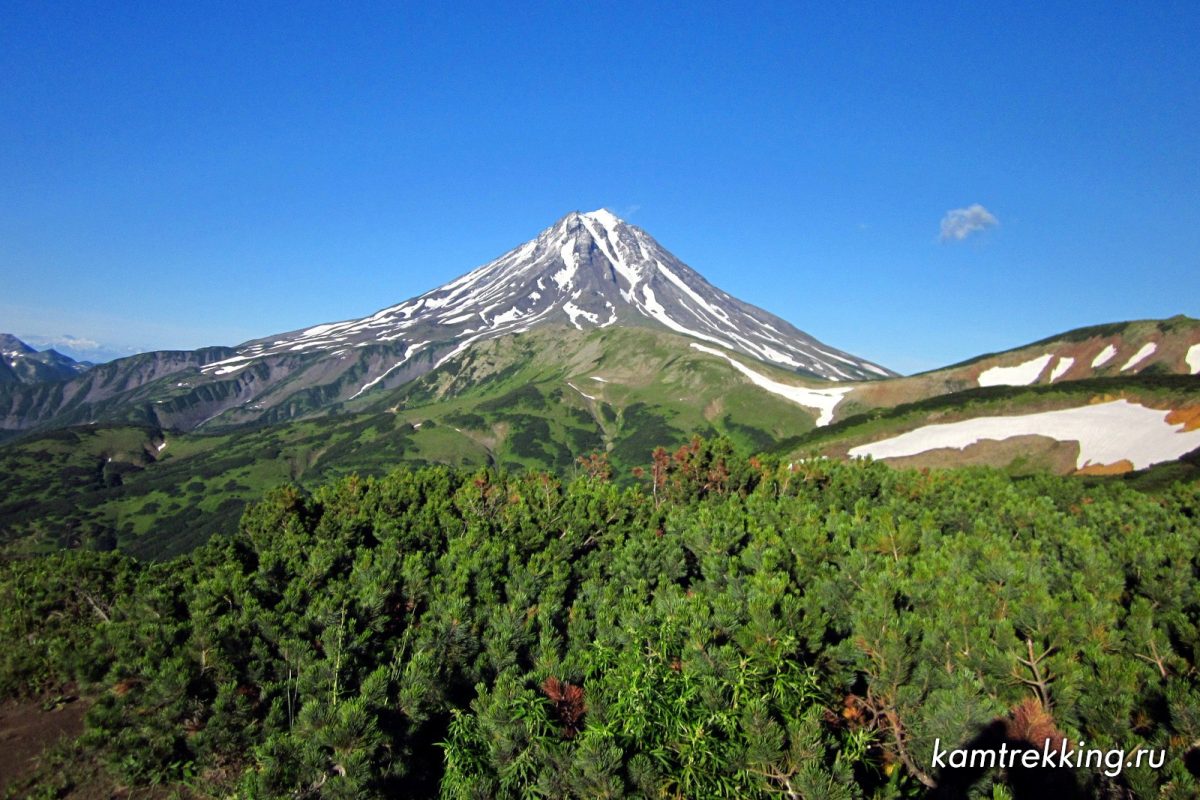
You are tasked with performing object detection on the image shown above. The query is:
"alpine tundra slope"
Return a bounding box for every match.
[776,315,1200,476]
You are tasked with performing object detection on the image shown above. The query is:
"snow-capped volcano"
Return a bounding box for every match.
[1,210,897,436]
[208,209,892,383]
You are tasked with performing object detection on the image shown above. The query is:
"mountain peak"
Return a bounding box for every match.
[0,334,36,356]
[578,208,623,228]
[555,208,624,228]
[0,333,89,386]
[211,210,894,391]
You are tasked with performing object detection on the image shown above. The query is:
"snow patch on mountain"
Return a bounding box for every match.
[440,312,476,325]
[657,262,732,325]
[1049,357,1074,382]
[848,400,1200,470]
[350,341,429,399]
[977,354,1053,387]
[492,307,525,325]
[1187,343,1200,375]
[1120,342,1157,371]
[690,343,851,426]
[566,381,596,401]
[202,354,255,376]
[640,286,734,350]
[563,302,599,329]
[1091,344,1117,368]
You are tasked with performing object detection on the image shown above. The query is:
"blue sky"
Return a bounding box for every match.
[2,2,1197,373]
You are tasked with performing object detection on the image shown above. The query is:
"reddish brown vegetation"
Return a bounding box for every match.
[1006,697,1067,750]
[577,452,613,481]
[540,677,586,739]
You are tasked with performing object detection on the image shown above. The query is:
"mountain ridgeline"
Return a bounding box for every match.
[0,334,90,386]
[0,210,892,440]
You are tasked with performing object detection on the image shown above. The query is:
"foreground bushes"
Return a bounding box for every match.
[2,441,1199,798]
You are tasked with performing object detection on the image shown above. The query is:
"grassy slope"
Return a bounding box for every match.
[0,326,829,559]
[834,315,1200,420]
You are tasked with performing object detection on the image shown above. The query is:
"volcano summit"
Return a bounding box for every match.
[208,209,892,383]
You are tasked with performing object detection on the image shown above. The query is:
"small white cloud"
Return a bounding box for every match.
[940,204,998,242]
[26,333,103,351]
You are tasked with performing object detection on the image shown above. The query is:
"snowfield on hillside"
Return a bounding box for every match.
[690,343,852,426]
[977,354,1053,387]
[1187,342,1200,374]
[1092,344,1117,367]
[1120,342,1157,371]
[848,399,1200,470]
[1049,356,1074,382]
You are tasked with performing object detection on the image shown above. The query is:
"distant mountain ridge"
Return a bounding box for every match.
[0,210,892,437]
[0,334,90,385]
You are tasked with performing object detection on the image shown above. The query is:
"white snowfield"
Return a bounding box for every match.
[847,400,1200,470]
[977,354,1053,387]
[1120,342,1157,371]
[349,341,429,400]
[690,343,852,426]
[566,381,596,401]
[1188,343,1200,375]
[562,300,600,329]
[202,354,255,376]
[1091,344,1117,368]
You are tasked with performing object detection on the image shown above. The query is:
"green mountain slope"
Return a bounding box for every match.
[0,326,839,558]
[4,318,1198,559]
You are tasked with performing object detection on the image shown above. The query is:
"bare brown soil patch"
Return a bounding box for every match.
[877,435,1080,474]
[0,695,208,799]
[846,375,962,410]
[0,694,88,794]
[1166,406,1200,432]
[1076,459,1135,476]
